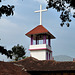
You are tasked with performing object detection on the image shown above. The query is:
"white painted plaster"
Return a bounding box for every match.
[29,44,51,50]
[29,44,52,60]
[30,50,46,60]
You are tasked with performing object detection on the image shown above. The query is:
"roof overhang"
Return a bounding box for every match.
[25,25,56,40]
[25,32,55,40]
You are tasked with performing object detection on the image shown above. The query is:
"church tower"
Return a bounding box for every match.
[25,5,55,60]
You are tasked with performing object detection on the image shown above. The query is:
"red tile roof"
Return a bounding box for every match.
[25,25,55,39]
[26,25,48,34]
[1,57,75,75]
[0,61,30,75]
[16,57,75,71]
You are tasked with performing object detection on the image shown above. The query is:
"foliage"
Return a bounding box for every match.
[0,0,14,18]
[0,46,12,59]
[12,44,26,61]
[46,0,75,27]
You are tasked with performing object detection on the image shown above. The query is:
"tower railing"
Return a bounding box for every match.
[29,44,52,51]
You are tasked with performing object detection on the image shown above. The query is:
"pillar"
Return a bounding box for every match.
[43,35,45,44]
[45,34,46,44]
[48,35,50,46]
[31,35,33,45]
[43,34,46,44]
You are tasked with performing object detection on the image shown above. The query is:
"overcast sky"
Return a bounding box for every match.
[0,0,75,61]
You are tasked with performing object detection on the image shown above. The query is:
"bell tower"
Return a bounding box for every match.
[25,5,55,60]
[25,25,55,60]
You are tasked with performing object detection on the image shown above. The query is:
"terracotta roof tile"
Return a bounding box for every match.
[0,61,31,75]
[26,25,48,35]
[1,57,75,75]
[15,57,75,71]
[25,25,55,39]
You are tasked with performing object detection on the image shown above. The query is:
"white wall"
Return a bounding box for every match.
[29,44,52,60]
[30,50,46,60]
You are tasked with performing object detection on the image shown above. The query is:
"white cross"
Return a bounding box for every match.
[34,4,48,25]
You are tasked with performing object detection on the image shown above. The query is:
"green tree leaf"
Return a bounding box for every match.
[12,44,26,61]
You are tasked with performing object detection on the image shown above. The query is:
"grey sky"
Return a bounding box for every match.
[0,0,75,61]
